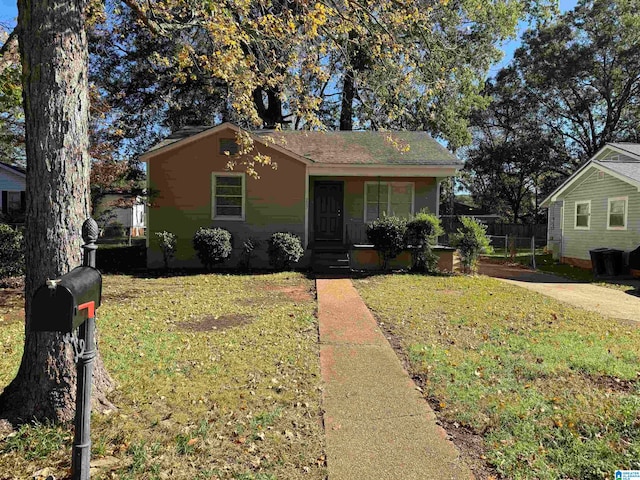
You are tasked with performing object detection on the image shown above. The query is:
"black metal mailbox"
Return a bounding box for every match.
[31,266,102,332]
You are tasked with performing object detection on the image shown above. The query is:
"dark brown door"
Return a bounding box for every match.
[314,181,344,241]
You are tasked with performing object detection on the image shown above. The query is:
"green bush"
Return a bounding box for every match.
[267,232,303,271]
[405,212,443,273]
[366,215,407,270]
[0,224,24,278]
[450,216,492,273]
[155,231,177,269]
[193,227,232,269]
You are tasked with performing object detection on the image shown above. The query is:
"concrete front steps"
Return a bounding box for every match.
[312,250,350,274]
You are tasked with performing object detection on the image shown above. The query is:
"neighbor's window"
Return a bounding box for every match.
[364,182,414,222]
[6,191,22,213]
[212,173,245,220]
[574,200,590,229]
[219,138,239,155]
[607,196,627,230]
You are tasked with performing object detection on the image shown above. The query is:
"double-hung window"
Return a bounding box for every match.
[212,173,245,220]
[364,181,414,222]
[574,200,590,229]
[607,196,627,230]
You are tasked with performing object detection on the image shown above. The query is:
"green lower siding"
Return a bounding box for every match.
[561,170,640,259]
[309,176,439,244]
[148,201,306,269]
[148,176,441,268]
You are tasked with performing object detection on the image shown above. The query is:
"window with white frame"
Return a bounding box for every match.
[574,200,590,229]
[364,181,414,222]
[212,173,245,220]
[607,196,627,230]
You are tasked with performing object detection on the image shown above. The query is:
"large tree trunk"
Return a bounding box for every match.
[339,69,355,131]
[0,0,114,424]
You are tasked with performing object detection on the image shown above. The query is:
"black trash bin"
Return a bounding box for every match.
[602,249,623,276]
[589,248,608,276]
[629,246,640,277]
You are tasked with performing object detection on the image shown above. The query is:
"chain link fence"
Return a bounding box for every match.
[485,235,547,268]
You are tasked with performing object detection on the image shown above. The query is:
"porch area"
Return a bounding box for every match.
[308,175,454,272]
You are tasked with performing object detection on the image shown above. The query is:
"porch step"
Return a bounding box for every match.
[312,251,351,273]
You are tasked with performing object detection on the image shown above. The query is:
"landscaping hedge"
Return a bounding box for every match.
[95,244,146,273]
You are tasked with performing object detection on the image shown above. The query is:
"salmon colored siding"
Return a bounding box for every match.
[147,129,306,268]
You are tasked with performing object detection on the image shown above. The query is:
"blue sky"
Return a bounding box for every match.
[0,0,579,73]
[492,0,579,73]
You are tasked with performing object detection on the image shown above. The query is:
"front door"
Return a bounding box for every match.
[314,181,344,242]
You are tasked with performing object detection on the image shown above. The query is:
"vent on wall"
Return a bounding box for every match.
[219,138,239,155]
[597,170,605,180]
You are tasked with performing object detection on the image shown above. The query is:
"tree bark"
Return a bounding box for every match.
[339,68,354,131]
[0,0,114,424]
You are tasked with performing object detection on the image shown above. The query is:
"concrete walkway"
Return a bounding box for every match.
[479,262,640,324]
[316,277,472,480]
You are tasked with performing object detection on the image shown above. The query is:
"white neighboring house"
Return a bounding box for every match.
[95,193,146,238]
[0,161,26,223]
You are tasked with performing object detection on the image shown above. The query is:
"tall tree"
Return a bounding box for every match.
[0,29,25,166]
[0,0,114,423]
[465,0,640,223]
[511,0,640,161]
[464,71,570,223]
[92,0,554,150]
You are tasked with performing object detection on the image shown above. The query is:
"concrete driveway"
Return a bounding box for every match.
[478,261,640,325]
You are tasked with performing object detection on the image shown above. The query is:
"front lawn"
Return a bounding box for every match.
[354,274,640,479]
[0,272,325,480]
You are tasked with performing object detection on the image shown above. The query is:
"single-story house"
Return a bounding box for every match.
[94,193,146,238]
[542,143,640,269]
[140,122,462,270]
[0,161,26,223]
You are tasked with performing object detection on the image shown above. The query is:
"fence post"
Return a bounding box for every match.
[531,236,536,269]
[504,235,508,259]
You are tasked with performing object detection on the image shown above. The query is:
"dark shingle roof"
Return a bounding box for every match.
[145,125,213,153]
[145,124,461,166]
[252,130,461,166]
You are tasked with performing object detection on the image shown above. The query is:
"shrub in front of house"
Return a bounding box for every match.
[405,211,444,273]
[193,227,232,269]
[155,230,177,269]
[267,232,304,271]
[366,215,407,270]
[0,224,24,279]
[450,216,492,273]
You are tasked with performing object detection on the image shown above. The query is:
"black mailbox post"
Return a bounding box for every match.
[30,219,101,480]
[31,266,102,333]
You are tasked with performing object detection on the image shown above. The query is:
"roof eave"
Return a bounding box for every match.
[307,163,460,177]
[139,122,314,166]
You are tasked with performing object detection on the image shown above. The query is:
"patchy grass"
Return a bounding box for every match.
[0,272,325,479]
[354,274,640,480]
